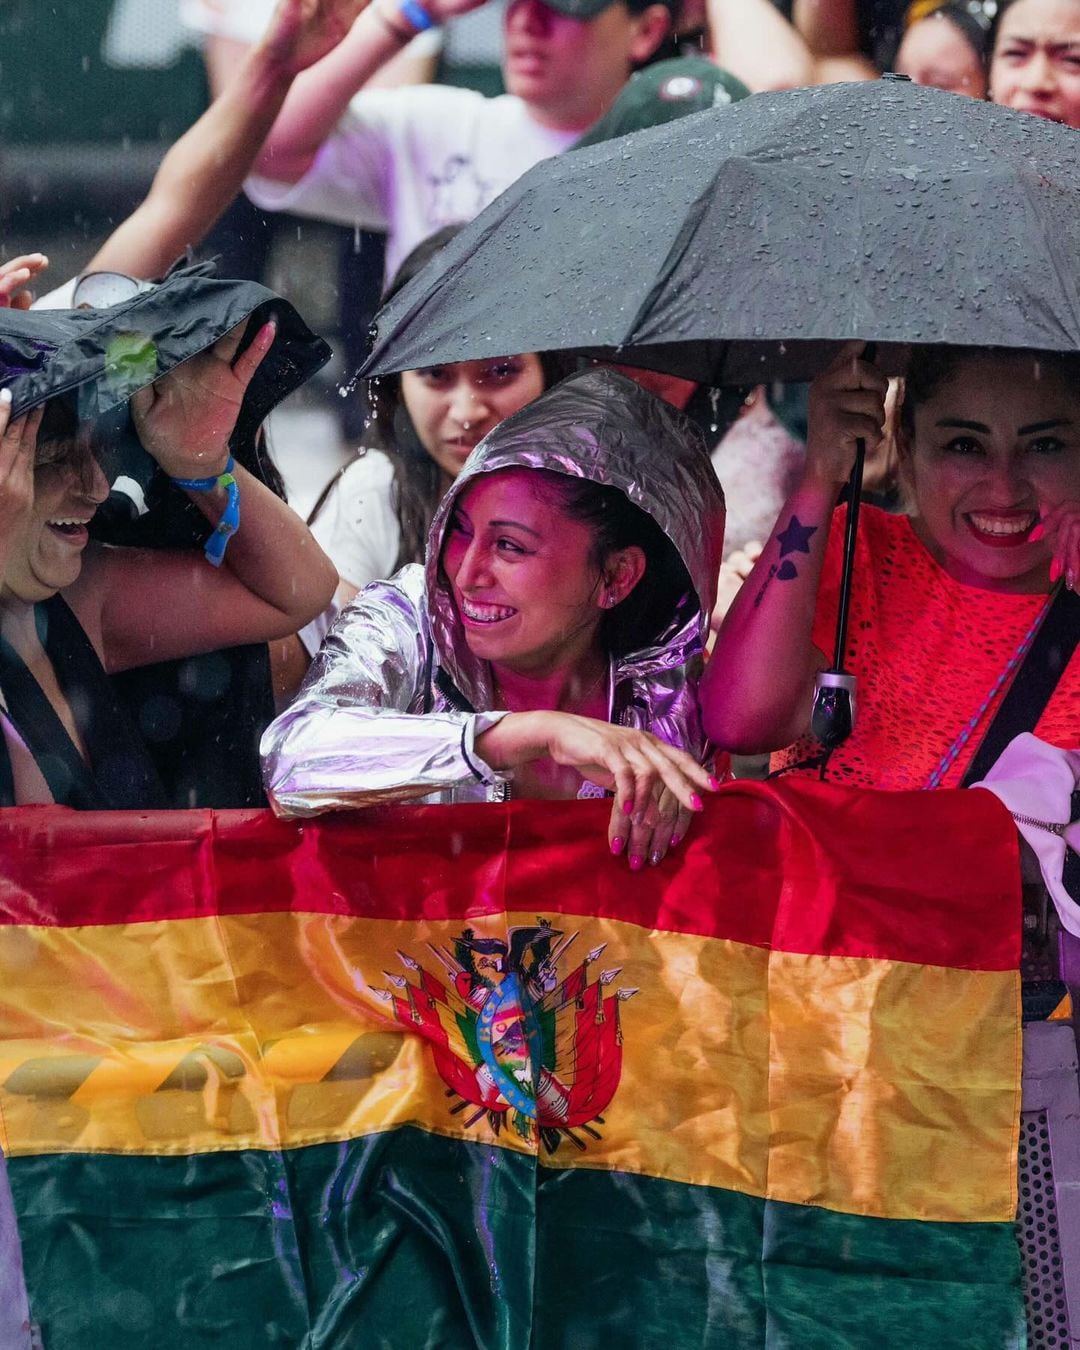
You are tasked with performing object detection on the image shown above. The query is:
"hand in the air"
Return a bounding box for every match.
[130,318,275,480]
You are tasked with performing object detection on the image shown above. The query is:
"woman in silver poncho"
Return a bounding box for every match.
[262,368,726,867]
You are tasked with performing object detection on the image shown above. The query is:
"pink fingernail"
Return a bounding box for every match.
[610,836,625,856]
[707,775,723,791]
[670,834,681,849]
[1030,522,1045,542]
[629,855,644,872]
[623,800,634,816]
[690,793,704,811]
[1051,558,1064,583]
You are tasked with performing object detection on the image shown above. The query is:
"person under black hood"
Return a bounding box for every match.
[0,279,337,810]
[262,367,726,869]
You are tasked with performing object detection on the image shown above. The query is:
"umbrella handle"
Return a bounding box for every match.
[809,436,865,752]
[832,437,865,671]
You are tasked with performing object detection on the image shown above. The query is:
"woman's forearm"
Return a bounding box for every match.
[189,464,338,627]
[702,474,837,752]
[254,7,410,182]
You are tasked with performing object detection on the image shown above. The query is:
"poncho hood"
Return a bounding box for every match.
[424,367,725,710]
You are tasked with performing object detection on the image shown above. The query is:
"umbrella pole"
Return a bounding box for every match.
[810,439,864,751]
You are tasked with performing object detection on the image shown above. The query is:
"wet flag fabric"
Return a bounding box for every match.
[0,781,1024,1347]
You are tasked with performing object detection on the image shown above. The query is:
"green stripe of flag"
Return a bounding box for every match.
[9,1128,1023,1349]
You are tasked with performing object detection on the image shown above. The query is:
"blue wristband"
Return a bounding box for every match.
[172,455,240,568]
[398,0,437,30]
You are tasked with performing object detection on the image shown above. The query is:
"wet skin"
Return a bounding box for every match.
[443,468,609,677]
[904,353,1080,592]
[2,442,109,604]
[399,355,545,487]
[896,13,989,97]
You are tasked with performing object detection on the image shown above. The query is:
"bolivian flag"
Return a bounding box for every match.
[0,780,1024,1347]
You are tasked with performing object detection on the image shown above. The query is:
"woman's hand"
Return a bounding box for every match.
[1032,501,1080,591]
[0,393,41,544]
[0,254,48,310]
[608,783,695,871]
[804,340,888,488]
[476,710,717,868]
[130,318,275,480]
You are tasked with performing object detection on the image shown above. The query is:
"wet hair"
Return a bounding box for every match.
[899,344,1080,441]
[527,469,695,656]
[367,226,570,568]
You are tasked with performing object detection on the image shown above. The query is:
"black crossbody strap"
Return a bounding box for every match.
[961,586,1080,787]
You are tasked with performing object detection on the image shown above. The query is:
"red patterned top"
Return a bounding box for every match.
[772,505,1080,789]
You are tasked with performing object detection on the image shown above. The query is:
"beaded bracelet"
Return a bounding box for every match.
[171,455,240,568]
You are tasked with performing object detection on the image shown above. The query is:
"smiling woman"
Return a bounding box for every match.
[262,367,727,869]
[0,320,337,808]
[704,343,1080,789]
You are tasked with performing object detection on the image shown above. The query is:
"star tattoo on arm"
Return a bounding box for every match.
[774,515,818,580]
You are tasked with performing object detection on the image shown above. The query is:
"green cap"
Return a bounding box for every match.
[573,57,750,149]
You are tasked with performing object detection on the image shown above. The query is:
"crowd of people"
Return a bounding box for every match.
[1,0,1079,872]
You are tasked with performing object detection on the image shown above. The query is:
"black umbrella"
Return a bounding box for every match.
[362,78,1080,745]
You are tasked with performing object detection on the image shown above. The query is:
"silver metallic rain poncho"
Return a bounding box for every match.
[261,368,726,817]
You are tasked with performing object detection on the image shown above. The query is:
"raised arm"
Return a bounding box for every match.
[707,0,815,90]
[254,0,490,184]
[70,319,337,672]
[87,0,365,279]
[702,344,887,753]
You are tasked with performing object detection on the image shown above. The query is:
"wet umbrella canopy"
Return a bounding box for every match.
[363,78,1080,387]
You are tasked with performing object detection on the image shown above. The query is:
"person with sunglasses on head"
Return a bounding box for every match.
[0,319,337,809]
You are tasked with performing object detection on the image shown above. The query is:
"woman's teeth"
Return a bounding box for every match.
[461,598,516,623]
[967,512,1037,537]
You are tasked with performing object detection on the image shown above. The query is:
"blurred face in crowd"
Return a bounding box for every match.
[3,431,109,604]
[990,0,1080,127]
[400,355,545,486]
[502,0,670,130]
[901,353,1080,592]
[896,13,988,97]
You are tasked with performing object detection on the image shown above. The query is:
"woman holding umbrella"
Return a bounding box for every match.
[704,342,1080,789]
[263,368,725,868]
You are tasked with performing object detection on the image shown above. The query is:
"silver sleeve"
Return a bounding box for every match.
[260,574,507,817]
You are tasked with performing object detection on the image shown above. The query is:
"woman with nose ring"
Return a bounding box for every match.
[0,320,337,808]
[263,368,726,870]
[704,343,1080,789]
[303,228,565,645]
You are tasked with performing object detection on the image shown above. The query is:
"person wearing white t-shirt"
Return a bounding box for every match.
[246,0,675,280]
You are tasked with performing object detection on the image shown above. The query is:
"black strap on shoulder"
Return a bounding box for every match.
[0,597,167,809]
[961,585,1080,787]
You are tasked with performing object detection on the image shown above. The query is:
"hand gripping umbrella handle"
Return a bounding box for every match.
[810,342,877,753]
[810,434,866,751]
